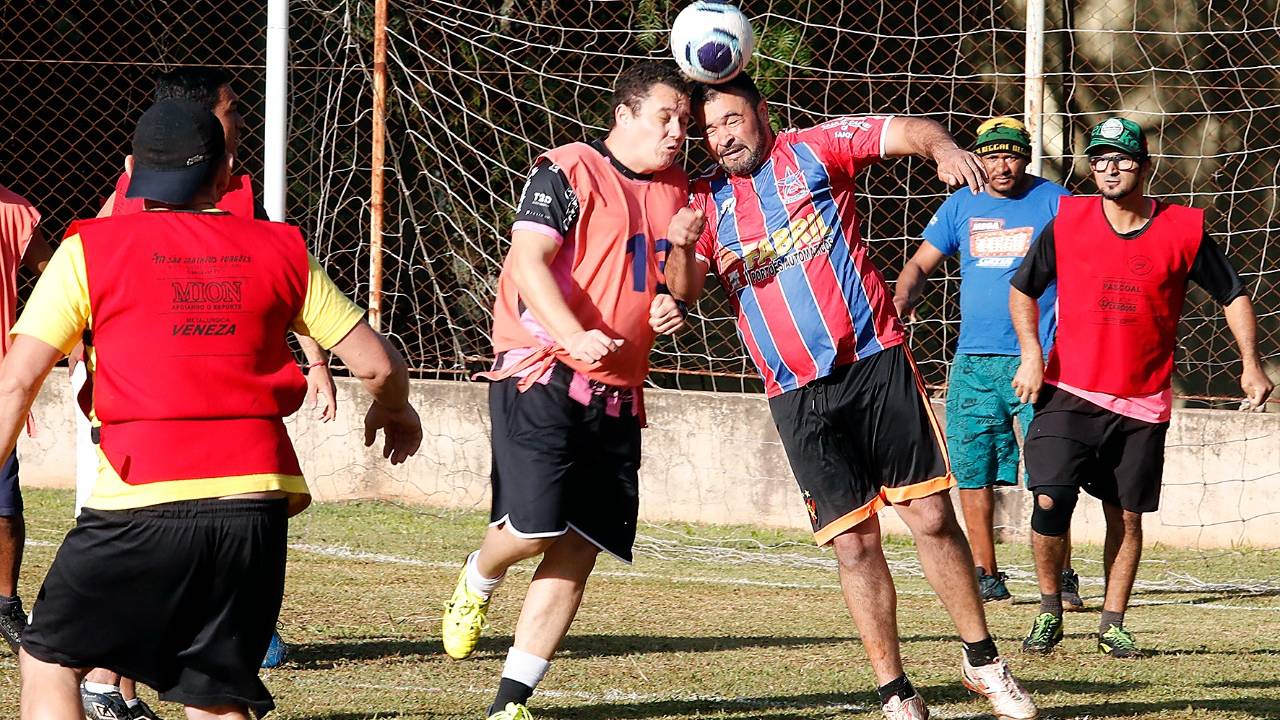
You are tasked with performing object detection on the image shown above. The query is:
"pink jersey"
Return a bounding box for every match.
[0,185,40,356]
[691,116,904,397]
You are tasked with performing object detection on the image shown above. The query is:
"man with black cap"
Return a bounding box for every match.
[1010,117,1272,657]
[894,117,1080,607]
[1,97,422,718]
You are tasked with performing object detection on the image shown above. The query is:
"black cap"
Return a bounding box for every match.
[126,98,226,204]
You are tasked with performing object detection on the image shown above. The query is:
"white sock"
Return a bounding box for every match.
[501,646,551,689]
[465,550,505,598]
[82,681,120,695]
[126,699,142,709]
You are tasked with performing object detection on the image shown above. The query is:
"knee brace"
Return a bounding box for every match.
[1030,485,1078,536]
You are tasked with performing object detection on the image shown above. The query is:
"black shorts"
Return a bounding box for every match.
[0,451,20,516]
[1024,384,1168,513]
[489,364,641,562]
[24,498,288,717]
[768,344,953,545]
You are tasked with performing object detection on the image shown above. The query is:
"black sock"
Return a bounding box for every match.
[1040,593,1063,617]
[0,594,18,610]
[489,677,534,715]
[876,674,916,704]
[1100,609,1125,633]
[963,636,1000,666]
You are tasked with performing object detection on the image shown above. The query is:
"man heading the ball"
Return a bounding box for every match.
[439,61,693,720]
[665,73,1037,720]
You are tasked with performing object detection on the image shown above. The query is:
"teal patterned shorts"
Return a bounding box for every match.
[945,354,1034,489]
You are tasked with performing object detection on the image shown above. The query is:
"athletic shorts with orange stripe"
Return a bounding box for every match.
[767,343,954,545]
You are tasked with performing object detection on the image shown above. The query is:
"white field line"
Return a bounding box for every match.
[283,543,1280,612]
[30,538,1279,610]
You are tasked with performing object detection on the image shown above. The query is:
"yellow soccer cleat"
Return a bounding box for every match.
[488,703,533,720]
[441,562,491,659]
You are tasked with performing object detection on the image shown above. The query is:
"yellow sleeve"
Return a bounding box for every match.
[291,253,366,349]
[11,234,90,354]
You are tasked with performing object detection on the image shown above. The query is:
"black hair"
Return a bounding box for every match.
[692,72,762,108]
[154,67,233,110]
[610,61,691,123]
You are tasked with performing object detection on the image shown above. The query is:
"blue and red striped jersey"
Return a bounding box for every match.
[692,116,905,397]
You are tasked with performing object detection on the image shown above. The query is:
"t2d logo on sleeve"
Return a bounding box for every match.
[967,218,1033,268]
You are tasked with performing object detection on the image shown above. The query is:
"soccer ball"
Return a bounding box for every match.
[670,2,755,84]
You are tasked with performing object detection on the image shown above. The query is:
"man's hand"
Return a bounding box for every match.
[934,147,988,194]
[892,295,917,324]
[1240,363,1275,411]
[564,329,623,364]
[363,401,422,465]
[1012,354,1045,405]
[650,294,685,335]
[305,364,338,422]
[668,207,705,249]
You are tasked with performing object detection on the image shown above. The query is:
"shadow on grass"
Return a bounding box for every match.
[286,633,861,669]
[541,679,1134,719]
[1047,697,1280,719]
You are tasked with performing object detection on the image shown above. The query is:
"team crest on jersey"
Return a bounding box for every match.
[779,169,808,204]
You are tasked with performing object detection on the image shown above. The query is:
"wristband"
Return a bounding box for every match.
[306,360,327,369]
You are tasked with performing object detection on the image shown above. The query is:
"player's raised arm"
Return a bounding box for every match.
[663,206,708,303]
[883,117,988,194]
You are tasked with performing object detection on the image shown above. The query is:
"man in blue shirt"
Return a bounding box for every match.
[895,117,1081,607]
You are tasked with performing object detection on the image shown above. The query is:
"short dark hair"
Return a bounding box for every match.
[154,67,233,110]
[692,73,763,108]
[610,61,690,122]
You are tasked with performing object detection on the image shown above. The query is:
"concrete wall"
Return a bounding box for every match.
[18,377,1280,548]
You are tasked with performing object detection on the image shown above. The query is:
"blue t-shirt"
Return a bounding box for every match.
[922,176,1068,355]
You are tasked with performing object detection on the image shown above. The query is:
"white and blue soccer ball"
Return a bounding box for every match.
[670,1,755,84]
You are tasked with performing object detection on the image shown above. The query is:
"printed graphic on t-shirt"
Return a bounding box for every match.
[967,218,1033,268]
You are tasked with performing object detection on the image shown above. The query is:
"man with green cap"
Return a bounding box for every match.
[896,116,1076,605]
[1010,117,1272,657]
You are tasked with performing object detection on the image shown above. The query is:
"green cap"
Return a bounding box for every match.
[1086,117,1147,158]
[973,116,1031,159]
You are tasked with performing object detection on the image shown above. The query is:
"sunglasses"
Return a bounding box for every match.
[1089,155,1140,172]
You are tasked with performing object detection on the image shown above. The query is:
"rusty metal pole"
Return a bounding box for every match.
[369,0,388,331]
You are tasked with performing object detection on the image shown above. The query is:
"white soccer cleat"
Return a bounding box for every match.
[881,693,929,720]
[961,655,1038,720]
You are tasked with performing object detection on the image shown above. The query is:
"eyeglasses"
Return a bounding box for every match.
[1089,155,1140,172]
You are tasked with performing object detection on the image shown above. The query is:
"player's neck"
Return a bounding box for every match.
[603,134,659,176]
[1101,193,1154,234]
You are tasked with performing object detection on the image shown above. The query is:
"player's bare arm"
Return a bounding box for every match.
[297,334,337,422]
[663,206,708,303]
[1221,294,1274,409]
[507,229,622,363]
[883,117,988,194]
[0,336,64,460]
[329,321,421,464]
[894,242,946,321]
[1009,286,1044,404]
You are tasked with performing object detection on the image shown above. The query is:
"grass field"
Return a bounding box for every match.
[4,488,1279,719]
